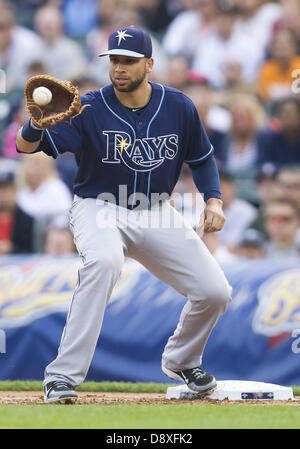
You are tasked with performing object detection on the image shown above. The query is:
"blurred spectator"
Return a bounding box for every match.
[44,226,76,254]
[33,4,88,80]
[16,153,72,250]
[232,228,265,259]
[162,0,218,65]
[0,171,16,254]
[216,59,262,106]
[223,60,244,91]
[257,96,300,166]
[275,164,300,244]
[219,93,267,203]
[10,0,49,28]
[223,59,257,93]
[235,0,282,72]
[263,197,300,258]
[26,60,49,79]
[256,162,281,205]
[1,99,29,159]
[184,84,231,165]
[126,0,180,36]
[191,2,259,88]
[273,0,300,53]
[257,28,300,103]
[217,169,258,250]
[276,164,300,208]
[0,0,44,90]
[0,158,19,178]
[86,3,168,85]
[166,56,190,91]
[0,170,34,253]
[62,0,98,39]
[225,93,266,171]
[248,162,281,237]
[201,231,238,264]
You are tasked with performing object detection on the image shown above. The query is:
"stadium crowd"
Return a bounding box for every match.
[0,0,300,260]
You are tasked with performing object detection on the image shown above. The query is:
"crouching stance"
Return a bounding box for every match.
[16,26,232,404]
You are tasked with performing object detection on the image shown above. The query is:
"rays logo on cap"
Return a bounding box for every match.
[116,29,133,46]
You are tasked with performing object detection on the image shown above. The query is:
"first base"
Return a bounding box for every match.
[166,380,294,401]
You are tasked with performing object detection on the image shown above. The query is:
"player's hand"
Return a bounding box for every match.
[203,198,225,233]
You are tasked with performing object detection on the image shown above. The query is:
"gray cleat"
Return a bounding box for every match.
[162,365,217,396]
[44,381,78,404]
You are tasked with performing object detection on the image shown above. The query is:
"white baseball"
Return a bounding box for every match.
[32,86,52,106]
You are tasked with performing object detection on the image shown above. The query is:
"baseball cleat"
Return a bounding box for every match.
[162,365,217,396]
[44,381,78,404]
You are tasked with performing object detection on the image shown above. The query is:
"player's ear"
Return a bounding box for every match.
[145,57,154,74]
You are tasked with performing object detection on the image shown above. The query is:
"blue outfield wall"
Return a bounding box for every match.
[0,254,300,386]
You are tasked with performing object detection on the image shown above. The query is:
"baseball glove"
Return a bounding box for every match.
[24,75,82,128]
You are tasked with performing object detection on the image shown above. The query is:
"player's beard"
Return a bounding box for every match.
[110,67,147,92]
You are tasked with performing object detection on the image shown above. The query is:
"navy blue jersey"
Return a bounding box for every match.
[38,82,213,208]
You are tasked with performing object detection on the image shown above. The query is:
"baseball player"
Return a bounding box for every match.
[16,26,232,404]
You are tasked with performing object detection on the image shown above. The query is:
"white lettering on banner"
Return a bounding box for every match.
[291,69,300,94]
[253,268,300,337]
[0,329,5,353]
[291,329,300,354]
[0,258,81,329]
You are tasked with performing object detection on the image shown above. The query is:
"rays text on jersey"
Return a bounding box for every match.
[102,130,178,172]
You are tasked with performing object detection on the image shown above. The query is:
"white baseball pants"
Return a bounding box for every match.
[44,197,232,386]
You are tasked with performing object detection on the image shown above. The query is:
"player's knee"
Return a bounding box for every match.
[205,280,232,312]
[191,279,231,313]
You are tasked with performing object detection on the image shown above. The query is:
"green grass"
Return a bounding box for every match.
[0,380,174,393]
[0,403,300,429]
[0,380,299,396]
[0,381,299,429]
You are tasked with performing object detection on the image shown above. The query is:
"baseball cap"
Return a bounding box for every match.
[98,26,152,59]
[256,163,279,183]
[239,229,264,248]
[0,171,14,186]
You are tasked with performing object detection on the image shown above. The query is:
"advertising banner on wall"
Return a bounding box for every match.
[0,255,300,386]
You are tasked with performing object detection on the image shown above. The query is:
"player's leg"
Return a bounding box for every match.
[129,201,232,393]
[44,198,126,401]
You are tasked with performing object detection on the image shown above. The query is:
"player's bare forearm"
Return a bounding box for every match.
[204,198,225,233]
[16,127,41,154]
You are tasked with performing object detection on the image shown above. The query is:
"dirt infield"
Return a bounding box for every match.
[0,391,299,406]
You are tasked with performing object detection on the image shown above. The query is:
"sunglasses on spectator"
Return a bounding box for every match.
[278,181,300,190]
[266,214,297,223]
